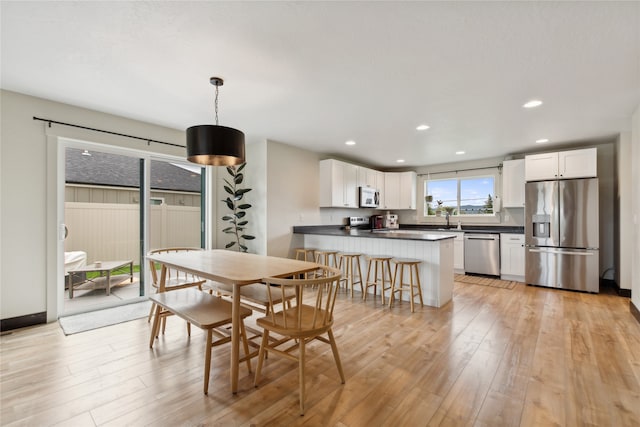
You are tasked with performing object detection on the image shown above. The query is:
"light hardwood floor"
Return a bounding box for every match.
[2,279,640,426]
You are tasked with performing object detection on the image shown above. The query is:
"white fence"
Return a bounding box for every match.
[64,202,201,264]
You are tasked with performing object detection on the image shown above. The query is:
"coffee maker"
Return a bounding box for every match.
[384,213,399,229]
[370,215,384,229]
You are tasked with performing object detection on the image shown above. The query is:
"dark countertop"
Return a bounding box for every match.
[293,224,524,237]
[292,225,456,242]
[399,224,525,234]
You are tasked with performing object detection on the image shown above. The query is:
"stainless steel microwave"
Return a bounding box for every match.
[359,186,380,208]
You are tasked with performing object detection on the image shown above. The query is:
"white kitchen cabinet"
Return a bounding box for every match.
[383,173,400,209]
[319,159,358,208]
[375,170,386,208]
[452,232,464,273]
[500,233,525,281]
[399,171,417,209]
[357,166,377,189]
[383,171,416,210]
[525,148,597,181]
[559,148,597,179]
[502,159,525,208]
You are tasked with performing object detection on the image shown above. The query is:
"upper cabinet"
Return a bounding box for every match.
[382,171,416,210]
[356,166,378,189]
[525,148,597,181]
[319,159,358,208]
[558,148,597,179]
[502,159,525,208]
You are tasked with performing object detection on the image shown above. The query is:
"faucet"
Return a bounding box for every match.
[445,211,450,228]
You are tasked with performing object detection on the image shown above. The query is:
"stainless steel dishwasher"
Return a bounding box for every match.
[464,233,500,276]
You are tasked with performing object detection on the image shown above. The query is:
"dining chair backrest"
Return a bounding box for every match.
[261,265,342,334]
[148,247,205,291]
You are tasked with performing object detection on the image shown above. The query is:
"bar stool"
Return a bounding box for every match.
[337,252,364,297]
[315,250,339,269]
[364,255,393,304]
[294,248,316,262]
[389,258,424,312]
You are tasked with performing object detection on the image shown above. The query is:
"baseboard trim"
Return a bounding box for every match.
[0,312,47,333]
[631,301,640,325]
[618,288,632,298]
[602,279,632,297]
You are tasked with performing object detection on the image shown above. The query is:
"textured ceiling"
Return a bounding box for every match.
[2,1,639,168]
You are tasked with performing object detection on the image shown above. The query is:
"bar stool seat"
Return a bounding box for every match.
[389,258,424,313]
[364,255,393,304]
[338,252,364,297]
[294,248,316,262]
[315,250,339,269]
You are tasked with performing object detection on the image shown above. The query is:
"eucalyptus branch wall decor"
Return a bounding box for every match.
[222,163,255,252]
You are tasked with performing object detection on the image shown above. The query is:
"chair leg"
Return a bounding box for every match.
[327,328,346,384]
[240,320,252,373]
[147,302,156,323]
[149,305,162,348]
[204,329,213,395]
[299,337,306,416]
[254,330,270,387]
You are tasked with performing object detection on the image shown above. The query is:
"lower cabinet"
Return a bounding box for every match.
[452,232,464,273]
[500,233,525,282]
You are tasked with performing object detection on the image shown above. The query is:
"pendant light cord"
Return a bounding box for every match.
[214,84,219,126]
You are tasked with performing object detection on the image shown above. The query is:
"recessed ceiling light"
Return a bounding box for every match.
[455,151,465,155]
[523,99,543,108]
[396,159,405,163]
[536,138,549,144]
[345,140,356,146]
[416,124,430,131]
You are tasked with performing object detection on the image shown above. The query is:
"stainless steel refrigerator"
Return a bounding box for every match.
[525,178,599,293]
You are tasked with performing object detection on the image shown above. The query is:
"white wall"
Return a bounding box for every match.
[631,104,640,313]
[616,133,631,289]
[265,140,322,257]
[1,90,186,321]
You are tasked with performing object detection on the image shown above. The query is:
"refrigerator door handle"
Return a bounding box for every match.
[528,248,595,256]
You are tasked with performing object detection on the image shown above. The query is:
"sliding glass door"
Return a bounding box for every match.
[60,143,205,316]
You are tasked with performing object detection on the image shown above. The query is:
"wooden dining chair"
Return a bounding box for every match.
[253,265,346,415]
[147,247,206,334]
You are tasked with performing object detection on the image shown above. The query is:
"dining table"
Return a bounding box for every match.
[146,249,319,393]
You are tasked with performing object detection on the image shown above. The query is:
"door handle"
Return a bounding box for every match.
[528,248,593,256]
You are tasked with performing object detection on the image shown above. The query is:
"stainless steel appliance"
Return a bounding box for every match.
[464,233,500,276]
[359,187,380,208]
[348,216,369,229]
[525,178,599,293]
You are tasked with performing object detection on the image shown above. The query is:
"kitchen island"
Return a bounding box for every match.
[293,226,455,307]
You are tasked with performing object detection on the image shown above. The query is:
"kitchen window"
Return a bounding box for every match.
[424,175,496,217]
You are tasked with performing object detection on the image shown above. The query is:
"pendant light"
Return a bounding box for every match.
[186,77,245,166]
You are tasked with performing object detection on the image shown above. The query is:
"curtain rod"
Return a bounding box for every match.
[417,164,502,177]
[33,116,185,149]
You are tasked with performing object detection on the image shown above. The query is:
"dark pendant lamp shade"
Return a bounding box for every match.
[186,76,246,166]
[186,125,245,166]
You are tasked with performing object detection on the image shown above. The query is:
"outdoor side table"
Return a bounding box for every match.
[67,260,133,298]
